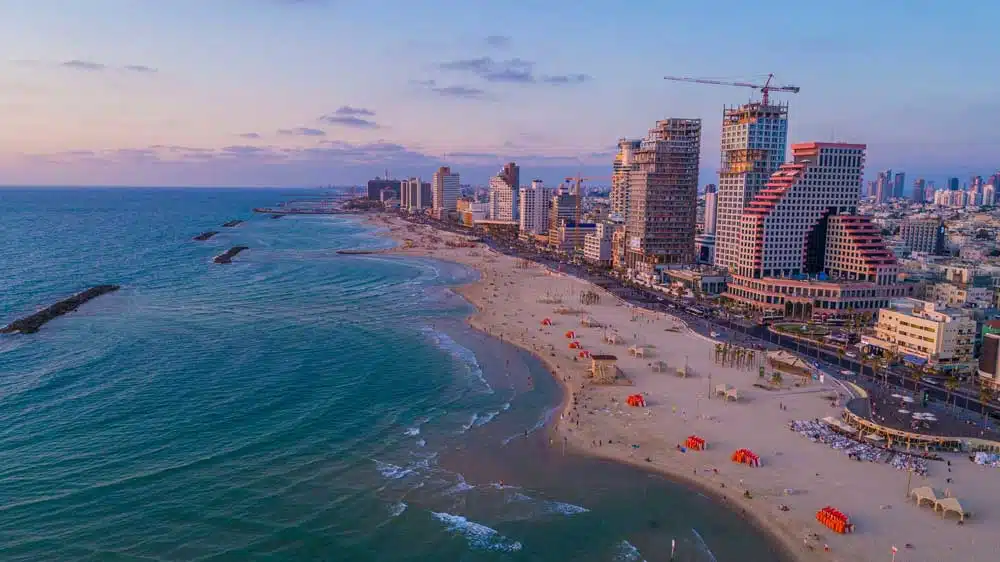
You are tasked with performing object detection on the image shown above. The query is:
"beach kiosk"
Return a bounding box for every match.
[590,354,620,384]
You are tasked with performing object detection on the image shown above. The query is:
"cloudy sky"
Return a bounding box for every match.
[1,0,997,187]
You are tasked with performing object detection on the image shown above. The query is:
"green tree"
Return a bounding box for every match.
[978,385,996,425]
[944,375,960,411]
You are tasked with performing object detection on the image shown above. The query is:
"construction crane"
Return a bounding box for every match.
[662,73,799,105]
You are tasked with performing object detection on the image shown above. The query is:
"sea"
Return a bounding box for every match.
[0,188,788,562]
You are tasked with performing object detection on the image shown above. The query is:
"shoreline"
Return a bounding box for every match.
[359,213,997,562]
[362,215,802,561]
[449,272,803,562]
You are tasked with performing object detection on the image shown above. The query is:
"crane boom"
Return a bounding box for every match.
[663,73,799,105]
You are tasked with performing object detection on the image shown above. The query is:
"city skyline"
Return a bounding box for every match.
[1,0,998,187]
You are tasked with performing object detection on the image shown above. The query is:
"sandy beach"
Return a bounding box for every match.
[366,213,999,562]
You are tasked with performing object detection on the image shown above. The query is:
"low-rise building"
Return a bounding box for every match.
[661,268,727,295]
[583,222,615,267]
[863,298,976,374]
[551,222,596,254]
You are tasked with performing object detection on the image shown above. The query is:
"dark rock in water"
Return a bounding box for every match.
[1,285,121,334]
[214,246,249,264]
[193,231,219,241]
[270,214,283,219]
[335,249,383,255]
[221,220,244,227]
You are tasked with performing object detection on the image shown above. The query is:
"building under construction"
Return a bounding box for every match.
[713,102,789,271]
[624,118,702,272]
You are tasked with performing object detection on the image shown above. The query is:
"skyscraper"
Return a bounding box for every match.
[912,178,926,203]
[893,172,906,199]
[488,164,519,222]
[725,142,902,320]
[610,139,641,221]
[948,177,960,191]
[431,166,460,219]
[400,177,423,211]
[874,169,892,203]
[501,162,520,193]
[624,118,701,270]
[714,101,789,271]
[703,184,718,235]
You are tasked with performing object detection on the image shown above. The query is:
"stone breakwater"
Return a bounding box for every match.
[193,231,218,241]
[222,220,244,227]
[1,285,121,334]
[214,246,249,264]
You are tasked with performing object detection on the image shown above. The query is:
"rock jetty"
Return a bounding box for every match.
[1,285,121,334]
[214,246,249,264]
[270,214,283,219]
[336,249,384,255]
[222,220,244,227]
[193,231,219,241]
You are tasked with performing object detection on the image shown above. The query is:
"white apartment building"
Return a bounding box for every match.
[488,175,517,221]
[864,299,976,374]
[431,166,460,218]
[400,177,423,212]
[583,222,615,267]
[518,180,552,235]
[714,102,789,271]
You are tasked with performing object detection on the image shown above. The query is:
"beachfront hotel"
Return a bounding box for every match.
[724,142,911,320]
[431,166,460,220]
[488,162,520,222]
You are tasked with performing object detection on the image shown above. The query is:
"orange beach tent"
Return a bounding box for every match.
[731,448,760,467]
[685,435,706,450]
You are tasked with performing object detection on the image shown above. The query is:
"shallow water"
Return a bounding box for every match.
[0,188,787,561]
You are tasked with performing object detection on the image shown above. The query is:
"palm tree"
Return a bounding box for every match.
[944,375,960,412]
[836,347,845,369]
[978,385,995,426]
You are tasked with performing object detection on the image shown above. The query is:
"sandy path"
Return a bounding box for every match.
[364,214,999,562]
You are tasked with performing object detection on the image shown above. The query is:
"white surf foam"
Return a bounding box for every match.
[614,540,646,562]
[461,413,479,432]
[388,502,407,517]
[431,512,523,553]
[474,410,499,427]
[446,473,475,495]
[691,528,718,562]
[415,439,426,447]
[374,460,414,480]
[501,402,511,411]
[404,426,420,436]
[421,326,493,394]
[507,491,588,515]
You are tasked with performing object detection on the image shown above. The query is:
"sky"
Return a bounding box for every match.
[1,0,997,187]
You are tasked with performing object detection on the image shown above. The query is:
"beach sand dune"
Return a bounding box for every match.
[369,214,999,562]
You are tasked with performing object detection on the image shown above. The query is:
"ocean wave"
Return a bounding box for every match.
[502,404,559,445]
[415,439,426,447]
[691,528,718,562]
[420,327,493,394]
[404,427,420,436]
[446,473,475,495]
[373,460,414,480]
[431,512,523,553]
[388,502,407,517]
[614,540,646,562]
[474,410,498,427]
[461,413,478,432]
[507,491,588,516]
[501,402,511,411]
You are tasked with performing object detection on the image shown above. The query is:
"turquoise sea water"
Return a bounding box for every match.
[0,188,787,562]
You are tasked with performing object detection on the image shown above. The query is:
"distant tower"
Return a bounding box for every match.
[703,184,718,235]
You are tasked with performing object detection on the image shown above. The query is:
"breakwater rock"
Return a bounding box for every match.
[222,220,244,227]
[1,285,121,334]
[214,246,249,264]
[335,249,385,255]
[193,231,219,241]
[270,214,283,219]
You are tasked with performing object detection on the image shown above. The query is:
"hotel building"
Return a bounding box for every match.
[724,142,910,320]
[431,166,460,219]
